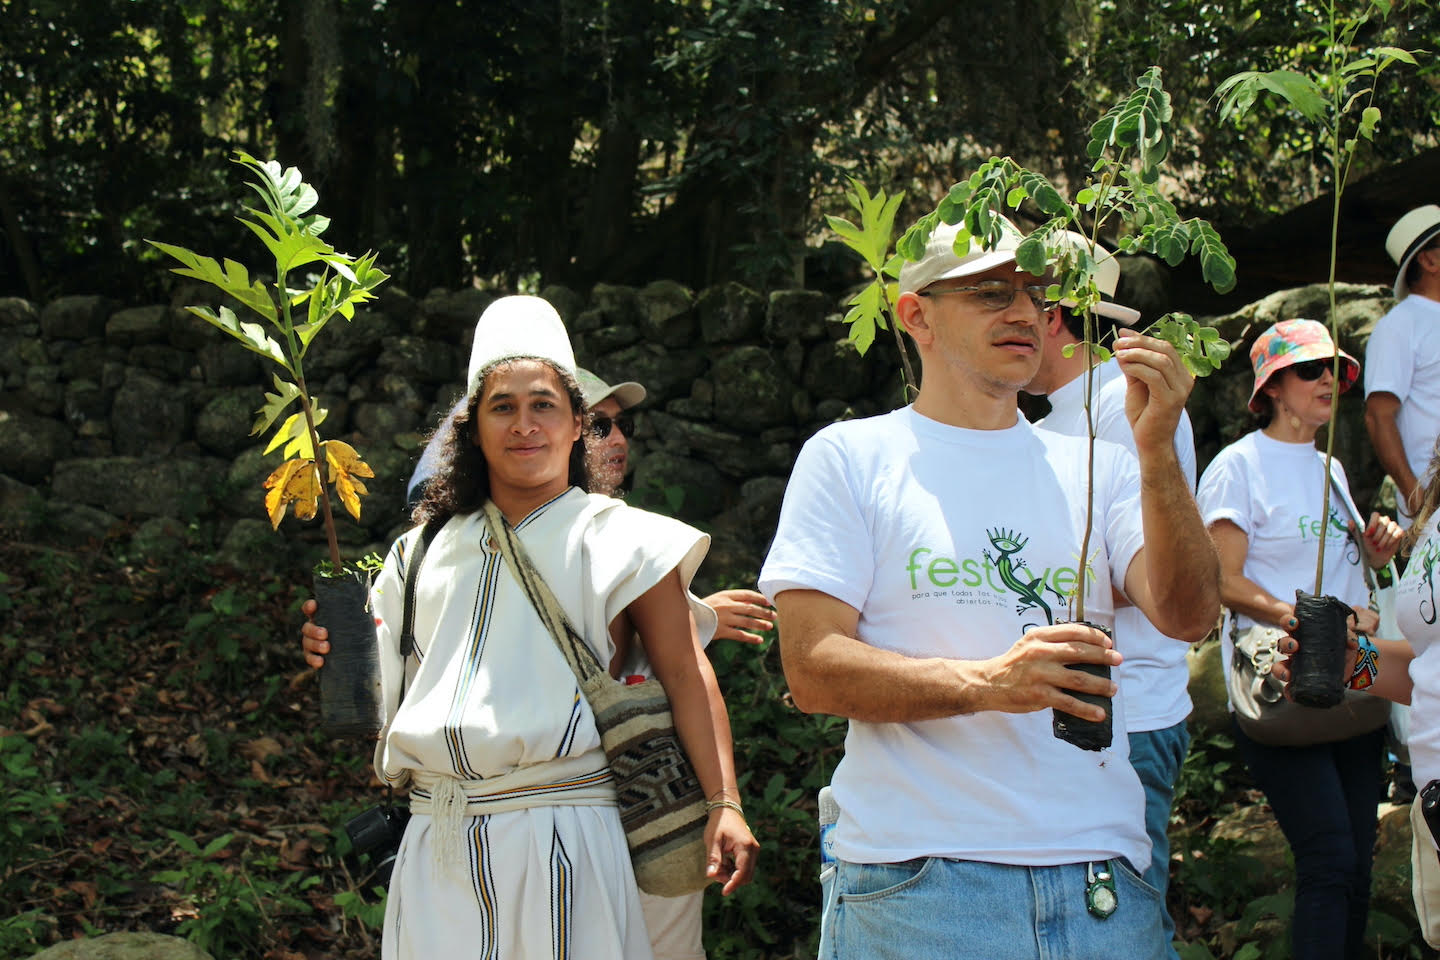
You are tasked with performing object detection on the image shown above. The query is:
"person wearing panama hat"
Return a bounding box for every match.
[1023,231,1198,960]
[1197,317,1403,960]
[301,295,758,960]
[1364,204,1440,521]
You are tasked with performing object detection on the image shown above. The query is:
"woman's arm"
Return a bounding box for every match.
[1273,634,1414,705]
[625,569,760,895]
[1210,520,1296,629]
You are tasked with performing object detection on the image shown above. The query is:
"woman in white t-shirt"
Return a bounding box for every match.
[1196,318,1403,960]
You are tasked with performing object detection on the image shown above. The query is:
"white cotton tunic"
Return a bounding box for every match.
[368,487,710,960]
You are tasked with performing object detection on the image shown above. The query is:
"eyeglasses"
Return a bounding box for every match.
[590,413,635,439]
[1289,358,1337,381]
[919,279,1054,313]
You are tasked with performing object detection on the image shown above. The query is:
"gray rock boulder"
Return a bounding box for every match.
[105,305,170,347]
[765,289,830,342]
[52,456,224,520]
[40,295,114,341]
[698,282,765,344]
[0,296,38,329]
[0,409,73,484]
[194,389,261,458]
[591,283,643,329]
[1185,635,1230,740]
[216,517,281,570]
[111,372,188,456]
[419,287,495,342]
[638,281,698,348]
[803,337,874,401]
[377,335,460,386]
[31,931,214,960]
[711,345,792,431]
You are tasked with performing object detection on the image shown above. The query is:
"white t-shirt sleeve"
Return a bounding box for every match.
[1365,311,1413,400]
[759,430,873,611]
[1197,448,1254,534]
[1100,442,1146,597]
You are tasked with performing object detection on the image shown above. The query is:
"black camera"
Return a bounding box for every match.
[344,804,410,888]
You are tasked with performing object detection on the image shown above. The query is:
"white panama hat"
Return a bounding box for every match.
[1055,230,1141,327]
[1386,204,1440,299]
[464,296,576,397]
[576,368,646,411]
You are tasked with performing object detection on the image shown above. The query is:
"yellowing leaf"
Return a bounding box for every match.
[262,458,321,528]
[323,440,374,521]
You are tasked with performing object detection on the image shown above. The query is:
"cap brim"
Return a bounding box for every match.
[1092,301,1142,327]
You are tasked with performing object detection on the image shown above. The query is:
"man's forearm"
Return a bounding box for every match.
[1137,445,1220,639]
[1365,402,1417,502]
[781,628,981,722]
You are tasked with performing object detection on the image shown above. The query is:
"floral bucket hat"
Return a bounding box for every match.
[1247,318,1359,413]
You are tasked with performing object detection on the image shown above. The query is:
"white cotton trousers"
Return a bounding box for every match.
[383,805,654,960]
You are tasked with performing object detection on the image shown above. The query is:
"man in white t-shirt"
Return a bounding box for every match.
[759,217,1219,959]
[1365,204,1440,523]
[1022,233,1197,960]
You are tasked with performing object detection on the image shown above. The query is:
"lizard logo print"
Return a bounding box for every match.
[984,527,1066,627]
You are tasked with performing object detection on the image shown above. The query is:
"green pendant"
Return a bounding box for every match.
[1086,861,1118,919]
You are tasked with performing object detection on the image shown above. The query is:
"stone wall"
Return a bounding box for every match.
[0,279,1402,593]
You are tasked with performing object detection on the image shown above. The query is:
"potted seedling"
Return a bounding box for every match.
[149,152,390,736]
[1217,0,1417,707]
[830,67,1235,749]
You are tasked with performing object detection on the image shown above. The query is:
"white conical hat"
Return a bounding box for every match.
[464,295,576,396]
[1386,204,1440,299]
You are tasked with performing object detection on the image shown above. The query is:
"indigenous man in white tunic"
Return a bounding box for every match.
[303,296,758,959]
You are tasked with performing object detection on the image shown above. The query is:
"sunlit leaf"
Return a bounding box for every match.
[324,440,375,521]
[262,458,321,529]
[251,376,302,437]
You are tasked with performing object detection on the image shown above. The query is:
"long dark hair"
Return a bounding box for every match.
[412,358,591,526]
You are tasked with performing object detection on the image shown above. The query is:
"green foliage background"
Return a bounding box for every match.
[3,0,1439,300]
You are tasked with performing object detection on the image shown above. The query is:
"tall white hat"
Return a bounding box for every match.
[1386,204,1440,299]
[464,296,576,397]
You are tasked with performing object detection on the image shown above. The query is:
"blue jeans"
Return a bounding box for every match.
[1128,722,1190,959]
[819,856,1165,960]
[1232,719,1385,960]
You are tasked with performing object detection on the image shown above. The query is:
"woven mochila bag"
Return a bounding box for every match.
[482,500,709,896]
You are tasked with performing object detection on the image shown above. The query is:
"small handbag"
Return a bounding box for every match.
[1227,471,1392,746]
[481,500,710,897]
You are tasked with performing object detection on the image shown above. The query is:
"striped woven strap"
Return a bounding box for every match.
[481,499,606,687]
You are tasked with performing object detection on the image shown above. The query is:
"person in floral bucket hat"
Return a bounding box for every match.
[1197,317,1403,960]
[1246,318,1359,414]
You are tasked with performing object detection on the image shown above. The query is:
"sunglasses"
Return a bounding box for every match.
[590,413,635,439]
[919,278,1055,313]
[1289,358,1338,381]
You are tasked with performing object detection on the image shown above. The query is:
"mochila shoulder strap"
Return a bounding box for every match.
[396,517,444,706]
[480,499,607,687]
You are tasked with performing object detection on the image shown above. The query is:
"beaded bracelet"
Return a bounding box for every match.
[1348,635,1380,691]
[705,799,746,819]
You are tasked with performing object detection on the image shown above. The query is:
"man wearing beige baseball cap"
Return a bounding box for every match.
[1365,204,1440,521]
[760,215,1219,959]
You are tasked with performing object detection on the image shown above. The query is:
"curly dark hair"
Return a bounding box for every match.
[411,358,592,526]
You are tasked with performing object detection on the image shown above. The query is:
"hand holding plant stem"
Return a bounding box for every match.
[147,153,389,575]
